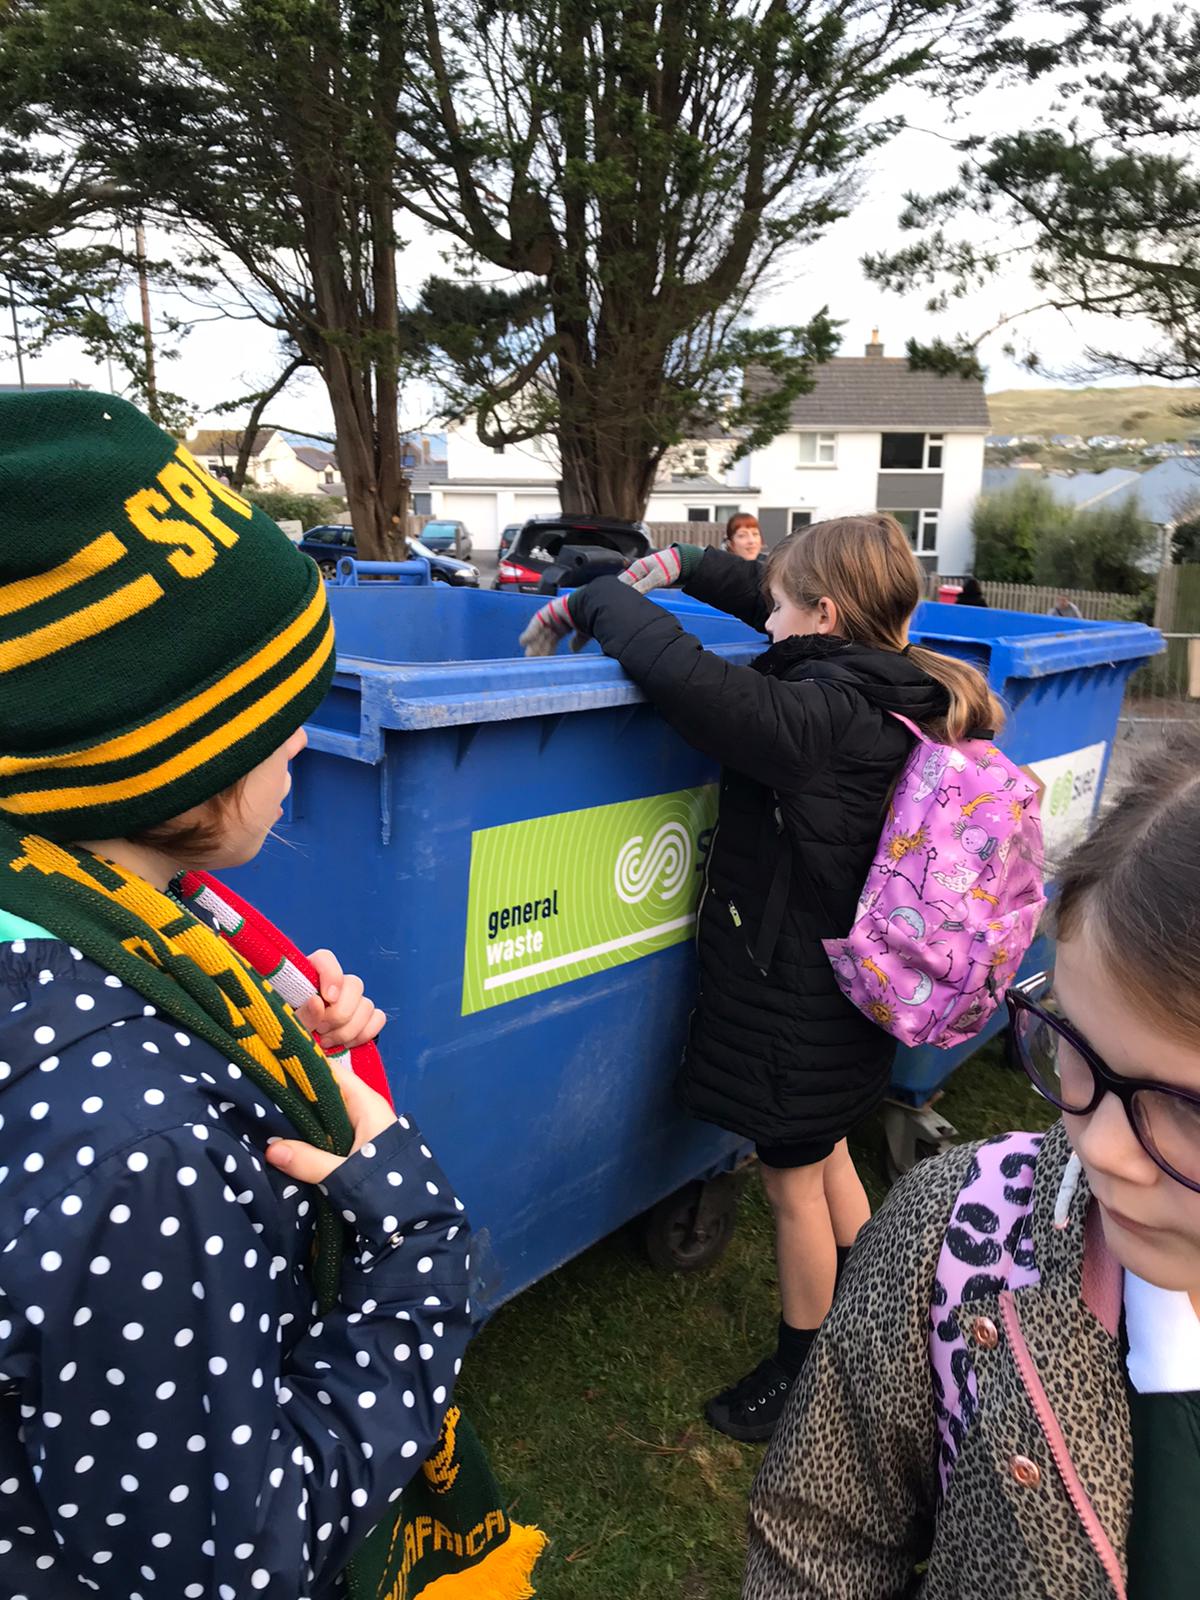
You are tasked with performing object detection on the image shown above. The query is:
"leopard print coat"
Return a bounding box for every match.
[744,1122,1131,1599]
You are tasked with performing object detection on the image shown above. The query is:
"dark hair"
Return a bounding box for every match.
[724,512,760,544]
[959,576,986,605]
[126,777,249,865]
[766,514,1004,742]
[1055,735,1200,1042]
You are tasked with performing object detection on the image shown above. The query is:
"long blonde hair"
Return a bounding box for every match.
[765,514,1004,742]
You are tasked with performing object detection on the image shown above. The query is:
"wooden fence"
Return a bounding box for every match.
[647,521,729,550]
[931,576,1139,620]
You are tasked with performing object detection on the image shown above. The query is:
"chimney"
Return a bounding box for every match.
[865,328,884,359]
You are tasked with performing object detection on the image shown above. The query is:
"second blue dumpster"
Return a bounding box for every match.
[230,587,1160,1304]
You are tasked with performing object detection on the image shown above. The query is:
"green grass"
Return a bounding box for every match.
[457,1043,1058,1600]
[987,385,1200,445]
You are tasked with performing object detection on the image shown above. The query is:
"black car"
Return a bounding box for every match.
[495,515,652,594]
[299,524,480,586]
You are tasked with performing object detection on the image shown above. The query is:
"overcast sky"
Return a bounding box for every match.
[8,30,1173,435]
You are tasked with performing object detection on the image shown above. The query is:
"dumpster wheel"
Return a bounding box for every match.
[640,1172,742,1273]
[880,1100,958,1186]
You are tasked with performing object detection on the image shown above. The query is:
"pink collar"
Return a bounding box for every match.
[1081,1201,1123,1339]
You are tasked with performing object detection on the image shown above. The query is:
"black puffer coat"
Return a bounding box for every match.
[570,553,949,1147]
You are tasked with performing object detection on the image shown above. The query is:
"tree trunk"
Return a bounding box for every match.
[231,355,306,491]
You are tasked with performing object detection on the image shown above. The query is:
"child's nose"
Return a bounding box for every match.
[1073,1092,1160,1188]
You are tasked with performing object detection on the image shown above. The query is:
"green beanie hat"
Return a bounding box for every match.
[0,390,335,840]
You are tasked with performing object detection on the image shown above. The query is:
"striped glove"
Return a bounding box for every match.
[618,543,705,594]
[519,592,583,657]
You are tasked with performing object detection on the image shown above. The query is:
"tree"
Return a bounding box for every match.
[0,121,197,421]
[5,0,415,559]
[1033,498,1156,594]
[972,478,1156,594]
[971,478,1069,583]
[866,2,1200,386]
[393,0,1010,518]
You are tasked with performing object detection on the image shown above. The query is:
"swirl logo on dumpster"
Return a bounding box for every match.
[614,822,693,905]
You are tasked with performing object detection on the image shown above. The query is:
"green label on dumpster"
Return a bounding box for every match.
[461,785,718,1015]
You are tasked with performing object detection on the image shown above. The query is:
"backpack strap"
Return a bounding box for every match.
[930,1132,1044,1498]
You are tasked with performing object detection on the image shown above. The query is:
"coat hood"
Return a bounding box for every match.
[752,634,951,724]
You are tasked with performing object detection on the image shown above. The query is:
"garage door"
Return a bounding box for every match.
[441,493,498,544]
[514,492,559,521]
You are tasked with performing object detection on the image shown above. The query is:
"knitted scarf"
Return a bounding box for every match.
[0,819,545,1600]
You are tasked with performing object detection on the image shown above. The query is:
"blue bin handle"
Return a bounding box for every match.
[335,556,432,587]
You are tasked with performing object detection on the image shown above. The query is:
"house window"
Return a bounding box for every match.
[881,432,944,470]
[789,510,814,533]
[687,506,711,523]
[413,493,432,515]
[324,467,334,483]
[797,432,837,466]
[714,503,741,524]
[691,446,708,473]
[888,509,939,554]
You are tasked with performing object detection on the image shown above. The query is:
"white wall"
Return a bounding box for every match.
[444,418,559,483]
[430,484,560,549]
[938,433,985,574]
[750,430,881,522]
[644,491,757,522]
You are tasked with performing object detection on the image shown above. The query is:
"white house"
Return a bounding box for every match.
[185,428,344,497]
[743,335,989,574]
[427,417,757,547]
[422,336,987,563]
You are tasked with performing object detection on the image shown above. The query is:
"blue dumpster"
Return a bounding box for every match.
[230,589,1161,1297]
[232,585,762,1311]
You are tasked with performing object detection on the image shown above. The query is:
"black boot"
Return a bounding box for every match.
[705,1353,796,1444]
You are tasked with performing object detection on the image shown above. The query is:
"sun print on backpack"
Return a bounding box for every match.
[823,714,1045,1049]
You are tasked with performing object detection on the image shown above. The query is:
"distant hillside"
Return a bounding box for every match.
[986,386,1200,445]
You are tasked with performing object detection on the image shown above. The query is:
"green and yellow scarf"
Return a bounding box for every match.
[0,818,545,1600]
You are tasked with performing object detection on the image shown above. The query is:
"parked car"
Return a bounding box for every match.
[497,522,523,562]
[494,516,653,594]
[418,518,473,558]
[298,524,479,586]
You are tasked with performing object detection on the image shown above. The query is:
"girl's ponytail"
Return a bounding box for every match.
[905,645,1005,742]
[766,514,1005,741]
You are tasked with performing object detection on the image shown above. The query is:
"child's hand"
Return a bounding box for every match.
[297,948,387,1053]
[265,1059,397,1184]
[519,593,585,656]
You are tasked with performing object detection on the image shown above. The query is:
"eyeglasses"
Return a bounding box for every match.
[1007,984,1200,1193]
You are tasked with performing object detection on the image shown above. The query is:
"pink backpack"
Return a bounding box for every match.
[822,716,1045,1049]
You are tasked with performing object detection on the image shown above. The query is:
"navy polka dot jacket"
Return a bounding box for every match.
[0,934,472,1597]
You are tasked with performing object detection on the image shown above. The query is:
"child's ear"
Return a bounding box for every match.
[819,597,839,634]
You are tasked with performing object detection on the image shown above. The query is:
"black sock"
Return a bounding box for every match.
[835,1243,853,1288]
[775,1319,819,1379]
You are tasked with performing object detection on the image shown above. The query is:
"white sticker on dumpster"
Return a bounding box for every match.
[461,785,718,1014]
[1027,742,1108,865]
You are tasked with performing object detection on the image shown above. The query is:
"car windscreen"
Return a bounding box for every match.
[510,525,649,563]
[422,522,458,536]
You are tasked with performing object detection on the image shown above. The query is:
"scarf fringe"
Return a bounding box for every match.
[410,1521,548,1600]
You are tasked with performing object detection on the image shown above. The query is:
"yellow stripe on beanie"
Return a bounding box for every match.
[0,575,164,675]
[0,584,329,779]
[1,612,334,815]
[0,531,130,619]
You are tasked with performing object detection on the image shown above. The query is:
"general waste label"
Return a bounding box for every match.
[461,785,717,1015]
[1027,741,1109,865]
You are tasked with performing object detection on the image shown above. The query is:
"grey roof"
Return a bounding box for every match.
[746,356,990,430]
[1130,458,1200,524]
[408,459,448,489]
[186,428,275,459]
[661,474,739,493]
[293,445,337,472]
[982,457,1200,526]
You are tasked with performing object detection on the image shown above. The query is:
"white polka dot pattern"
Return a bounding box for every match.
[0,942,472,1595]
